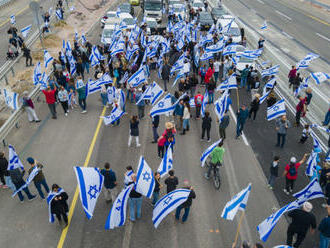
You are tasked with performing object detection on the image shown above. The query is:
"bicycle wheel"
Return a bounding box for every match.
[213,169,221,190]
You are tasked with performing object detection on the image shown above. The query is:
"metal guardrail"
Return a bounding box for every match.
[0,0,14,8]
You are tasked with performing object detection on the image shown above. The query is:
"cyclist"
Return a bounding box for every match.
[205,141,225,179]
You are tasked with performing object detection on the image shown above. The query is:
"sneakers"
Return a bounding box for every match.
[81,110,87,114]
[283,189,289,195]
[207,139,211,143]
[136,144,141,147]
[35,120,41,123]
[267,185,273,190]
[204,173,210,180]
[28,195,37,201]
[65,113,68,116]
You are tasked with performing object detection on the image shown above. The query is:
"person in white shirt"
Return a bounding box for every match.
[58,86,69,116]
[181,102,191,135]
[213,59,221,83]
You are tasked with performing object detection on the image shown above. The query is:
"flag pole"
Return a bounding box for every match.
[236,88,240,109]
[232,211,245,247]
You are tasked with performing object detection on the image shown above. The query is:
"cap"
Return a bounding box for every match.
[290,157,297,163]
[26,157,35,164]
[183,179,190,187]
[302,201,313,212]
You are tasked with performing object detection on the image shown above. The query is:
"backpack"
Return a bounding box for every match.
[196,96,202,105]
[288,164,297,177]
[165,130,174,143]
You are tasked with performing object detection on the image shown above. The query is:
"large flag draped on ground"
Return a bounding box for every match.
[267,99,286,121]
[3,89,19,110]
[135,156,155,198]
[74,167,104,219]
[221,183,251,220]
[105,184,134,229]
[12,166,40,197]
[152,189,191,228]
[47,188,65,223]
[257,201,300,242]
[200,139,222,167]
[150,93,174,117]
[157,145,173,178]
[292,178,324,205]
[8,145,24,170]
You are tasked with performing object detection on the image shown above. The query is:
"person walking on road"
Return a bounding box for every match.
[135,88,145,119]
[151,114,160,143]
[236,104,249,139]
[275,115,290,148]
[128,175,142,222]
[267,156,280,190]
[152,172,162,205]
[42,85,57,119]
[0,152,9,189]
[100,162,117,203]
[175,180,196,223]
[27,157,50,199]
[219,112,230,140]
[322,106,330,126]
[58,86,69,116]
[288,66,297,89]
[248,93,260,120]
[286,201,316,248]
[22,43,33,67]
[174,99,184,131]
[240,64,249,88]
[50,184,69,227]
[181,102,191,135]
[128,115,141,147]
[9,167,36,202]
[76,80,87,114]
[201,111,212,142]
[318,206,330,248]
[283,154,308,195]
[165,170,179,193]
[194,91,203,119]
[22,91,41,123]
[161,58,170,92]
[295,95,307,127]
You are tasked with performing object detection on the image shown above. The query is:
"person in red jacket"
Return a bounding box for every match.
[204,66,214,84]
[295,95,307,127]
[42,85,57,119]
[282,154,308,195]
[288,66,297,89]
[194,91,203,119]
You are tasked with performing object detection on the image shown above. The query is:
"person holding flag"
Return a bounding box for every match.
[27,157,50,199]
[9,166,36,202]
[205,140,225,179]
[42,85,57,119]
[175,180,196,223]
[128,174,143,222]
[21,43,33,67]
[128,115,141,147]
[152,172,162,205]
[236,104,249,139]
[48,184,69,227]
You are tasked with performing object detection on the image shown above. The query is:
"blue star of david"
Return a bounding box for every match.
[151,92,155,98]
[158,102,164,108]
[163,195,173,205]
[116,199,122,211]
[111,114,116,119]
[227,47,231,51]
[303,190,311,198]
[142,171,151,182]
[135,76,140,82]
[273,106,279,111]
[88,185,98,200]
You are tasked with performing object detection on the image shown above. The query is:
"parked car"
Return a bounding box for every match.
[101,11,117,28]
[216,18,241,43]
[198,11,214,31]
[235,45,256,80]
[211,7,227,22]
[118,13,135,30]
[119,3,134,16]
[101,23,116,44]
[191,0,205,12]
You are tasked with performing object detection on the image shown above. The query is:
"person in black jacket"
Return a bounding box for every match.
[0,152,9,188]
[248,94,260,120]
[161,59,171,92]
[9,168,36,202]
[151,115,160,143]
[175,180,196,223]
[50,184,69,226]
[201,111,212,142]
[22,43,33,67]
[267,156,280,190]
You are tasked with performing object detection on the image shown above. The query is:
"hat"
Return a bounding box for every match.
[138,88,143,92]
[290,157,297,163]
[183,179,190,187]
[165,122,174,129]
[26,157,35,164]
[96,72,103,79]
[302,201,313,212]
[23,91,29,96]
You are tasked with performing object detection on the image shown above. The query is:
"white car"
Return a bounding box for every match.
[191,0,205,12]
[172,3,186,20]
[235,45,256,79]
[216,18,241,43]
[118,13,135,30]
[101,24,116,44]
[101,11,117,28]
[145,17,158,35]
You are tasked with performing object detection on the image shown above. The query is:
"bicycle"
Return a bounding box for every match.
[204,157,221,189]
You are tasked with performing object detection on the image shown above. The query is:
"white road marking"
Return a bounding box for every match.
[316,32,330,42]
[256,0,265,4]
[281,31,293,39]
[250,8,257,13]
[275,10,292,21]
[228,106,249,146]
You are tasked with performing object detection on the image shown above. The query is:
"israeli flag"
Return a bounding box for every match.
[107,86,116,104]
[297,53,319,70]
[216,74,238,91]
[33,62,42,85]
[116,7,121,17]
[128,68,146,88]
[124,170,134,186]
[267,99,286,121]
[81,33,87,45]
[110,39,125,56]
[237,48,263,59]
[39,72,49,90]
[200,90,209,117]
[260,20,267,30]
[194,49,200,67]
[8,145,24,170]
[293,178,324,205]
[171,54,185,74]
[310,72,330,84]
[69,60,76,75]
[223,44,239,56]
[310,131,321,150]
[200,51,213,61]
[92,46,105,61]
[294,76,309,97]
[55,9,63,20]
[310,123,330,134]
[264,77,277,91]
[119,72,129,85]
[158,145,173,178]
[44,50,53,68]
[136,85,152,105]
[89,53,100,67]
[12,166,40,197]
[76,79,85,89]
[134,156,155,198]
[150,93,174,117]
[257,200,300,242]
[261,65,280,77]
[105,184,134,229]
[74,167,104,219]
[221,183,251,220]
[150,81,164,105]
[126,44,139,61]
[74,30,79,41]
[259,90,271,105]
[214,91,229,121]
[152,189,191,228]
[200,139,222,167]
[47,188,65,223]
[103,106,125,125]
[305,153,317,177]
[99,73,113,85]
[205,39,225,53]
[3,89,19,110]
[189,98,196,108]
[231,56,239,66]
[86,79,101,96]
[21,25,32,38]
[10,15,15,24]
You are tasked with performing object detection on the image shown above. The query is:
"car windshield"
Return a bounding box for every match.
[103,29,114,38]
[107,13,116,18]
[123,18,135,25]
[227,27,240,36]
[200,13,212,20]
[239,57,254,63]
[193,2,203,8]
[146,20,157,27]
[145,2,162,10]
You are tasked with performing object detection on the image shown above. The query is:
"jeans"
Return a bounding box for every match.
[208,92,214,104]
[34,179,50,199]
[174,115,183,130]
[104,187,117,202]
[83,62,89,74]
[202,127,210,140]
[25,55,33,66]
[214,72,219,82]
[100,92,108,106]
[268,174,277,187]
[5,176,16,191]
[152,191,160,205]
[137,105,145,119]
[48,103,57,118]
[287,225,306,248]
[296,110,302,126]
[183,119,190,130]
[249,108,258,120]
[196,106,201,118]
[129,197,142,221]
[236,121,245,137]
[319,233,330,248]
[240,76,247,88]
[277,133,286,148]
[152,126,159,142]
[56,212,68,223]
[17,186,36,201]
[163,79,169,91]
[323,110,330,125]
[219,127,226,139]
[79,98,87,111]
[126,90,134,103]
[60,101,68,114]
[175,205,190,222]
